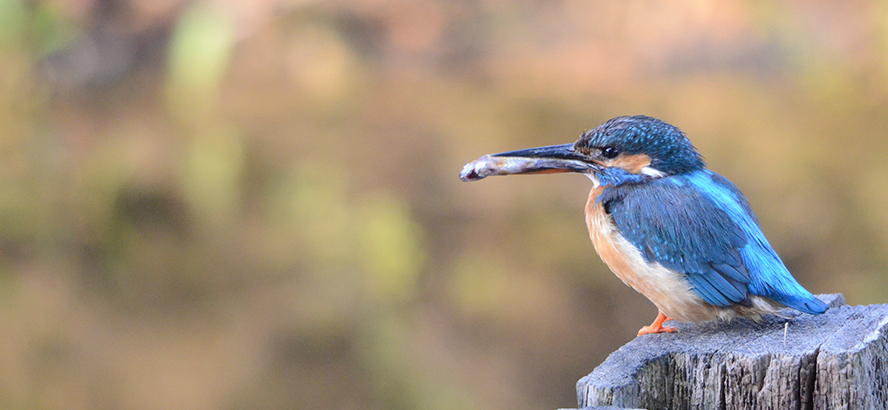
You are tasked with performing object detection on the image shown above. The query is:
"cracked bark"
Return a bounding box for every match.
[566,294,888,410]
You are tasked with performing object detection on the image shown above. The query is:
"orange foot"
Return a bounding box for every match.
[637,311,678,336]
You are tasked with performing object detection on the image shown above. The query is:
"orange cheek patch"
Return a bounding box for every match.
[609,153,652,174]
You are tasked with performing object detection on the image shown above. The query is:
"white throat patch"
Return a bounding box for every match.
[584,173,601,188]
[640,166,666,179]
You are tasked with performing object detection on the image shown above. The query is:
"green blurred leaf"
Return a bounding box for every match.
[0,0,25,47]
[165,1,235,114]
[180,128,244,227]
[355,193,426,304]
[28,3,81,55]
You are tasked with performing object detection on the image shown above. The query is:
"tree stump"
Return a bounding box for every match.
[565,294,888,410]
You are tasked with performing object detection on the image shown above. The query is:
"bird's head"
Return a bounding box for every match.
[460,115,705,187]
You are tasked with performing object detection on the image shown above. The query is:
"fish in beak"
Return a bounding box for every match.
[459,143,600,182]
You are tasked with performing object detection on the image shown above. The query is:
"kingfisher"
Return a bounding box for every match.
[459,115,827,335]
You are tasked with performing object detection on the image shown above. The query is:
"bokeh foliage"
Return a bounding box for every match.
[1,1,888,409]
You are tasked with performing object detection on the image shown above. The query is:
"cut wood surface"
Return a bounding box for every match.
[563,294,888,410]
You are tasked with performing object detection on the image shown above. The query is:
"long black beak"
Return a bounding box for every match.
[490,143,588,160]
[459,143,599,181]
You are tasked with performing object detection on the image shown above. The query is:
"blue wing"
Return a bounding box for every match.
[599,170,827,314]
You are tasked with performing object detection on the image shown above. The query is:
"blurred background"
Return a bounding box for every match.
[1,0,887,409]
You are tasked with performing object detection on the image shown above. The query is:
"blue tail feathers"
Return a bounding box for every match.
[774,293,828,315]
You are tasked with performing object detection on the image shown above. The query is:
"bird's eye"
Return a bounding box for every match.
[601,147,619,159]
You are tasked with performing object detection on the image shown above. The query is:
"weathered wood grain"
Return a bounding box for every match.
[571,294,888,410]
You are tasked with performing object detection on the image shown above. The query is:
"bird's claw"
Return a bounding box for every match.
[637,311,677,336]
[637,325,678,336]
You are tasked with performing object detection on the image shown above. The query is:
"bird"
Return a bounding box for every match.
[459,115,827,336]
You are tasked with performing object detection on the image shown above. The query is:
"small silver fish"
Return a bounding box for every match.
[459,155,594,182]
